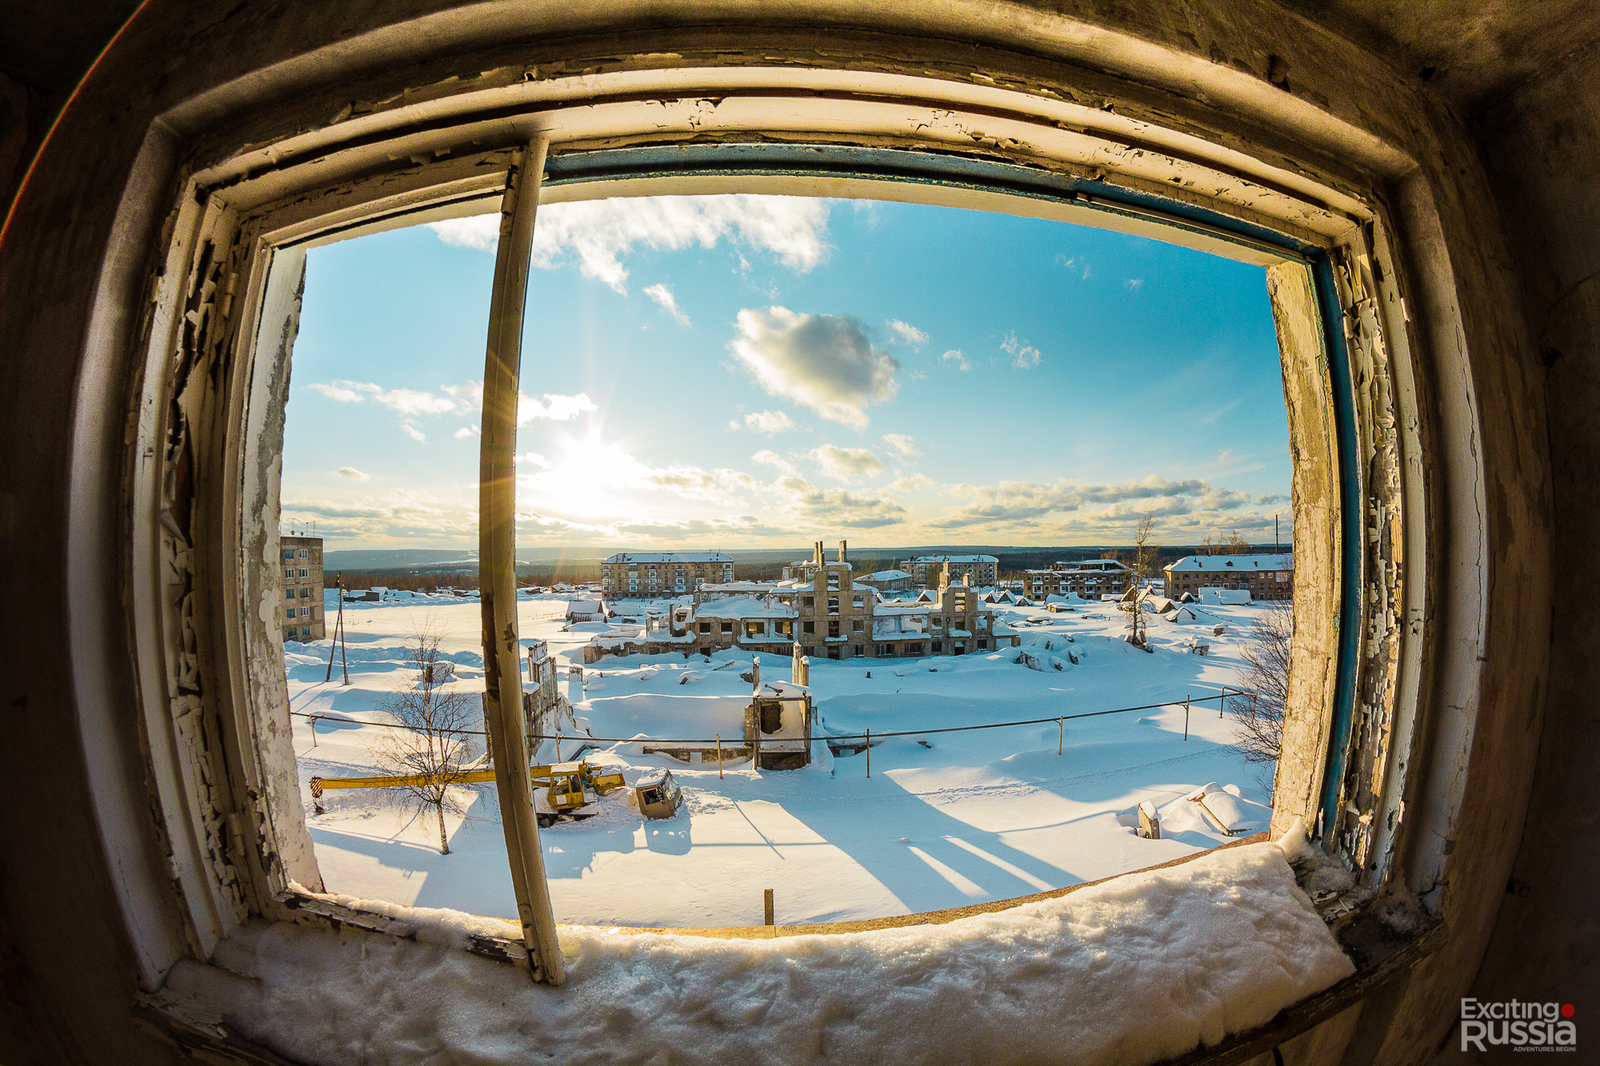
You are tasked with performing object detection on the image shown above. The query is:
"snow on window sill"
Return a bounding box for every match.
[159,838,1357,1066]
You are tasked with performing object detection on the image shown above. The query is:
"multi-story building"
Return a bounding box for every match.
[279,535,325,641]
[601,551,734,598]
[904,554,999,588]
[591,541,1016,662]
[1163,553,1293,602]
[857,569,912,592]
[1021,558,1134,600]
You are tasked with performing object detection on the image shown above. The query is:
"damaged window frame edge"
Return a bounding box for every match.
[114,50,1434,1059]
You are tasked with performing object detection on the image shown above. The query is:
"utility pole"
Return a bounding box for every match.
[325,571,350,685]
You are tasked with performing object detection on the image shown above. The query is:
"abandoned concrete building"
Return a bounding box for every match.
[599,551,734,598]
[588,542,1017,661]
[1165,552,1295,602]
[277,534,325,641]
[1022,557,1135,600]
[4,2,1596,1063]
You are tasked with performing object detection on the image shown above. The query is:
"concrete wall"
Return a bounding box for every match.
[0,3,1578,1063]
[1443,37,1600,1055]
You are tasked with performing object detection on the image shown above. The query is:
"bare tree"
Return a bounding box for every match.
[1200,529,1250,555]
[1122,516,1157,647]
[1229,602,1292,763]
[374,618,482,854]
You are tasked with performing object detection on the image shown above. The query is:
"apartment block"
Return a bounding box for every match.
[279,535,325,641]
[1022,558,1134,600]
[602,552,734,598]
[1163,553,1293,602]
[904,554,999,588]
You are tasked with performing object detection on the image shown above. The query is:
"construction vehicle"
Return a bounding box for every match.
[633,769,682,820]
[309,759,626,826]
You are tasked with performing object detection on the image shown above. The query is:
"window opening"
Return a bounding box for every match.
[275,168,1304,938]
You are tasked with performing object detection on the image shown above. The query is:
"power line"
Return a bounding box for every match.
[289,688,1250,746]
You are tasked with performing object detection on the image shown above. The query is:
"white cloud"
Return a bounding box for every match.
[881,433,921,459]
[646,465,761,500]
[454,426,478,439]
[743,409,796,436]
[728,306,899,429]
[774,476,905,529]
[751,450,798,475]
[306,382,372,404]
[810,444,886,480]
[427,215,499,252]
[399,422,427,443]
[940,349,971,371]
[430,195,832,295]
[926,475,1236,530]
[1001,332,1042,370]
[890,473,935,492]
[1216,449,1235,469]
[1198,488,1252,510]
[928,480,1083,529]
[886,319,928,347]
[1077,475,1208,502]
[1256,493,1290,505]
[1056,255,1091,280]
[308,380,457,415]
[644,283,690,325]
[1126,278,1144,291]
[518,392,598,424]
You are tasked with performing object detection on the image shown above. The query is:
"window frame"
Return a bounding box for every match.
[119,54,1428,993]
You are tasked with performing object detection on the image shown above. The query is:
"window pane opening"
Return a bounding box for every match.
[278,190,1296,929]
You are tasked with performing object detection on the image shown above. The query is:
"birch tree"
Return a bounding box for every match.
[1228,602,1292,764]
[374,618,481,854]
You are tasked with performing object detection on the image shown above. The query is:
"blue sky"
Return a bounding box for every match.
[281,194,1291,549]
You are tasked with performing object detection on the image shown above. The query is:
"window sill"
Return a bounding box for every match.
[135,836,1440,1066]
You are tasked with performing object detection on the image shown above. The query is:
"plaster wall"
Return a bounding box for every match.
[1444,40,1600,1055]
[0,3,1564,1064]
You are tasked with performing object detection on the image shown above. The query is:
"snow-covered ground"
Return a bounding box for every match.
[288,589,1275,928]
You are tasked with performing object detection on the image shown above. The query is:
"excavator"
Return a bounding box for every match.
[309,760,626,826]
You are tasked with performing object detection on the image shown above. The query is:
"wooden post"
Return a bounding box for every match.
[1058,717,1064,756]
[477,136,564,986]
[764,888,775,927]
[1139,800,1161,840]
[716,734,723,779]
[1184,695,1190,741]
[865,727,871,777]
[1220,686,1227,718]
[752,724,761,772]
[310,716,317,747]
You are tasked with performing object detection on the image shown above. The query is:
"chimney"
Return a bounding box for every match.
[838,540,847,563]
[814,541,823,567]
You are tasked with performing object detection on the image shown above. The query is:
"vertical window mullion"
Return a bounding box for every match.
[478,136,565,985]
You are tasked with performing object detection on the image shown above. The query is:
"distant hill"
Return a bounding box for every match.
[323,549,480,572]
[321,543,1289,575]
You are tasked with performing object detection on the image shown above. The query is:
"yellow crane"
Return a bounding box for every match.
[309,760,626,826]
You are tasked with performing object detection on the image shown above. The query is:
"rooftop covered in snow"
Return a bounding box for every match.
[1166,553,1293,571]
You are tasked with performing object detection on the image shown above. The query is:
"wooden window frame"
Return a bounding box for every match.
[100,40,1451,1040]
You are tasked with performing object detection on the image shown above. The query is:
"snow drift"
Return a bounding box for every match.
[177,842,1352,1066]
